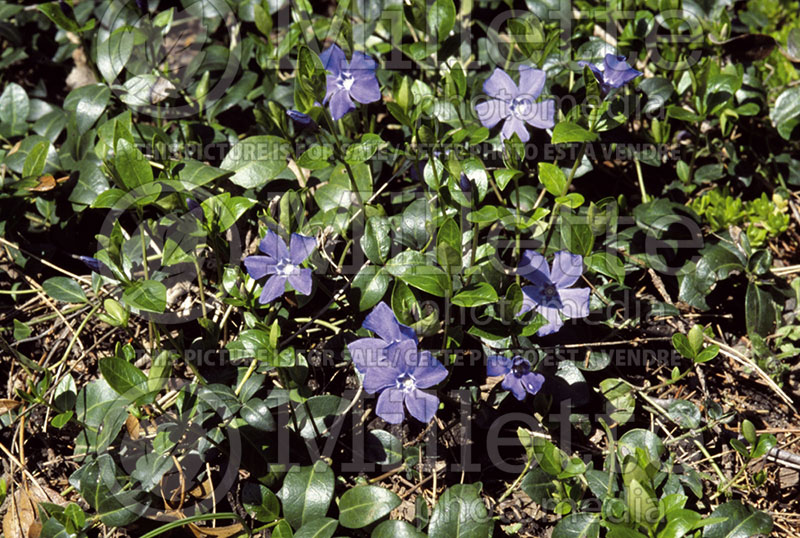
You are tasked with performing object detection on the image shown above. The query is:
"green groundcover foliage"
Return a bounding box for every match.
[1,0,799,537]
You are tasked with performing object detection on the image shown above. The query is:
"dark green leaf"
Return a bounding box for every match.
[294,517,338,538]
[277,460,334,529]
[42,277,87,303]
[552,512,600,538]
[427,0,456,41]
[520,467,557,505]
[538,162,567,196]
[745,282,777,337]
[114,138,153,189]
[551,122,598,144]
[428,483,492,538]
[771,87,800,140]
[242,482,280,522]
[339,485,401,528]
[122,280,167,313]
[352,265,390,311]
[371,519,426,538]
[64,84,110,136]
[241,398,276,431]
[386,250,450,297]
[220,136,289,189]
[451,282,498,307]
[69,454,147,527]
[703,501,772,538]
[98,356,148,400]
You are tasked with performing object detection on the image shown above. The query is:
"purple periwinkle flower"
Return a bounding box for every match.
[459,172,472,193]
[578,54,642,94]
[347,302,417,373]
[186,197,201,212]
[244,229,316,304]
[79,256,103,273]
[487,356,545,400]
[517,250,591,336]
[287,109,317,129]
[320,44,381,121]
[474,66,555,143]
[362,339,447,424]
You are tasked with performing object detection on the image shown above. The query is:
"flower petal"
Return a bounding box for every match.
[348,51,377,73]
[363,302,416,343]
[329,89,355,120]
[521,372,545,395]
[319,44,346,77]
[349,75,381,104]
[519,285,539,316]
[483,68,518,100]
[518,250,551,286]
[363,362,402,394]
[475,98,510,129]
[536,305,564,336]
[288,268,313,296]
[550,251,584,288]
[501,116,530,142]
[602,54,641,88]
[375,388,405,424]
[501,374,527,400]
[487,355,512,377]
[324,75,339,103]
[404,389,439,423]
[289,233,316,265]
[558,287,591,319]
[258,275,287,304]
[258,229,289,261]
[411,351,448,389]
[577,60,604,82]
[243,255,278,280]
[347,338,387,372]
[384,339,419,375]
[517,65,546,99]
[522,99,555,129]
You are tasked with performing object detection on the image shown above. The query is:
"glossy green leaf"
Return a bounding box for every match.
[220,135,289,189]
[114,138,153,189]
[352,265,390,311]
[122,280,167,313]
[551,122,598,144]
[277,461,335,529]
[242,482,280,522]
[428,483,492,538]
[42,277,87,304]
[451,282,498,307]
[339,485,401,528]
[702,501,772,538]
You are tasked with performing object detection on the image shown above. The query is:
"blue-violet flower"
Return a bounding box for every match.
[347,302,417,373]
[474,66,555,142]
[487,355,545,400]
[578,54,642,94]
[362,339,447,424]
[517,250,591,336]
[320,44,381,121]
[244,229,316,304]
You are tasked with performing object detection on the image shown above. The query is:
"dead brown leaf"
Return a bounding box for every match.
[2,488,38,538]
[188,522,245,538]
[0,399,21,417]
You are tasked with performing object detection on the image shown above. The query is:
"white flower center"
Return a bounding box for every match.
[276,259,297,276]
[510,96,533,119]
[396,373,416,393]
[339,72,355,91]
